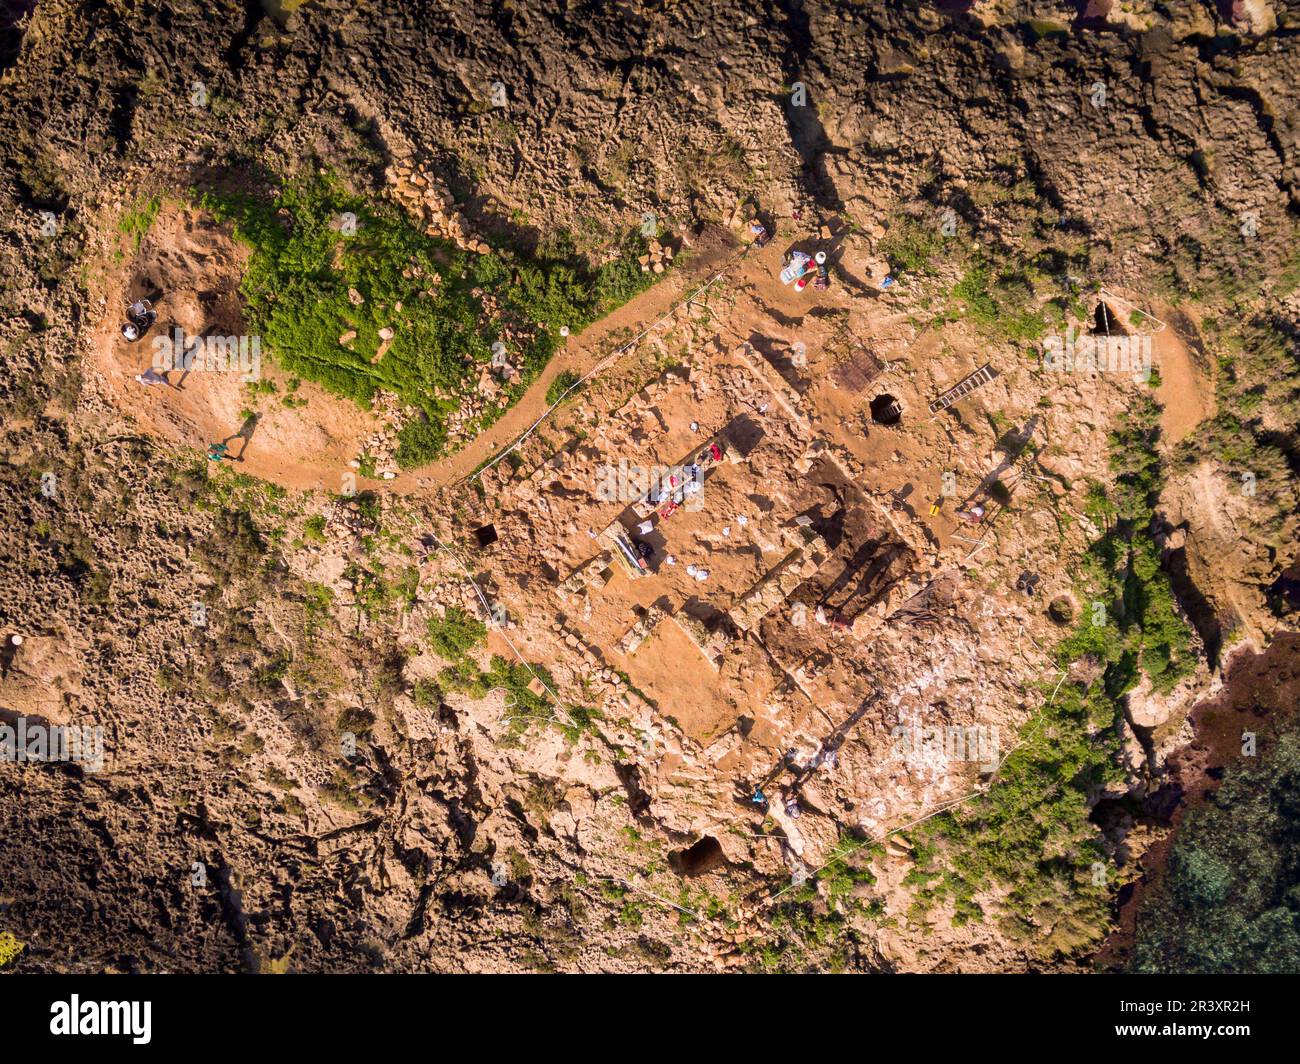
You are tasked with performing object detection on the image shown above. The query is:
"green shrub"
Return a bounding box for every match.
[396,416,446,468]
[198,174,666,467]
[878,217,944,277]
[425,606,487,661]
[1130,727,1300,972]
[546,370,582,406]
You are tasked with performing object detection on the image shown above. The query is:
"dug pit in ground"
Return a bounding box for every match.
[88,205,387,492]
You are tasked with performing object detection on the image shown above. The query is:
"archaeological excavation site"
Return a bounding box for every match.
[2,0,1300,1010]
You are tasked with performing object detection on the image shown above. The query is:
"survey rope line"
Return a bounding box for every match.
[470,242,754,482]
[426,533,573,723]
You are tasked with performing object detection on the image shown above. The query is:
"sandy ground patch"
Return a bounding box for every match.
[91,206,386,491]
[1153,304,1215,444]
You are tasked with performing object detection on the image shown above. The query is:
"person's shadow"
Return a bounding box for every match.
[222,413,260,461]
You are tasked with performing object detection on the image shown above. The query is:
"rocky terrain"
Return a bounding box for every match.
[0,0,1297,973]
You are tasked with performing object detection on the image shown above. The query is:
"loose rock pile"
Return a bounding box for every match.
[637,239,674,274]
[352,390,408,479]
[549,619,627,701]
[385,161,491,255]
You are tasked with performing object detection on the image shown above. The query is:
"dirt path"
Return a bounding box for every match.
[406,229,742,491]
[91,210,749,500]
[1153,304,1214,445]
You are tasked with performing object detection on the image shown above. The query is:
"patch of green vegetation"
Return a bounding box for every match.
[562,701,604,740]
[951,262,1047,343]
[245,378,277,400]
[412,678,441,711]
[197,173,664,468]
[877,216,944,277]
[820,835,879,909]
[389,565,419,608]
[595,880,648,929]
[425,606,487,662]
[910,669,1121,956]
[745,834,886,972]
[302,513,326,543]
[195,464,288,514]
[1086,393,1196,694]
[436,652,600,742]
[675,886,727,928]
[441,653,543,709]
[118,194,162,251]
[356,452,379,480]
[1130,722,1300,972]
[753,882,855,972]
[300,580,333,637]
[908,391,1194,959]
[344,560,412,621]
[545,369,582,406]
[349,489,383,528]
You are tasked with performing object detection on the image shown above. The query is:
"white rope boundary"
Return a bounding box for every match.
[470,243,754,482]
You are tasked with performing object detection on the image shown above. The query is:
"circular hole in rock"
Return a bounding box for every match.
[869,393,902,426]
